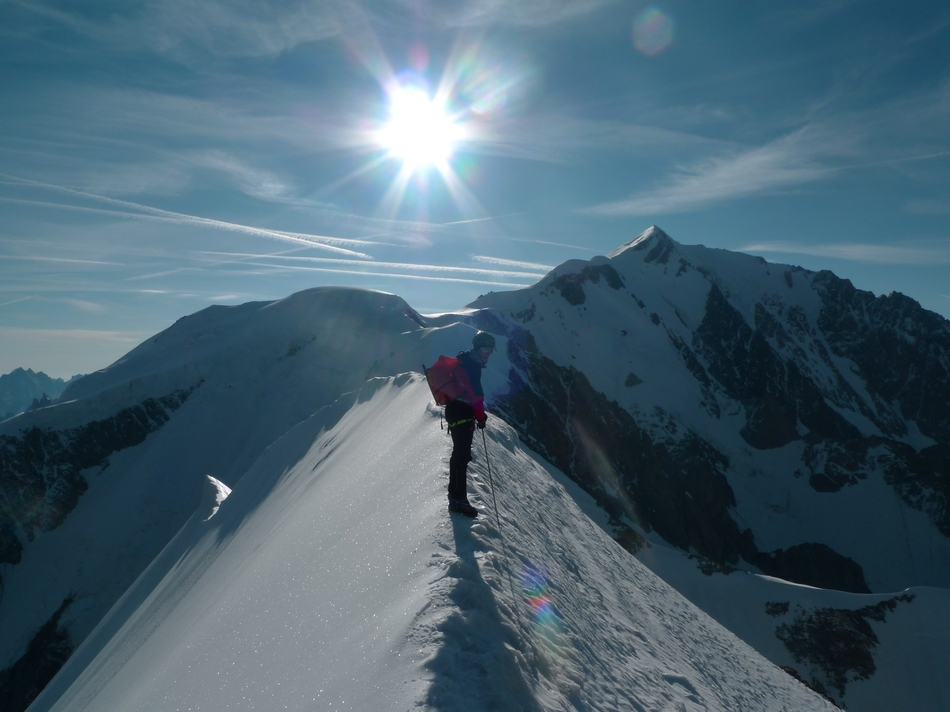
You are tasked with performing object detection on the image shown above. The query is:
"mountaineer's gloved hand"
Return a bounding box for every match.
[477,418,487,430]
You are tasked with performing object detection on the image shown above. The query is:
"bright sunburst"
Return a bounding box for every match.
[325,39,535,218]
[378,84,459,170]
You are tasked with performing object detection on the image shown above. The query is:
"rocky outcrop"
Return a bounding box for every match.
[490,324,873,594]
[753,543,870,594]
[0,596,75,712]
[0,369,77,421]
[0,386,198,568]
[495,328,748,565]
[769,594,915,700]
[470,227,950,596]
[694,285,863,449]
[549,264,624,306]
[814,273,950,444]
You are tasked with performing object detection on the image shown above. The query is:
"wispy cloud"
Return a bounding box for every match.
[61,298,109,314]
[10,0,342,59]
[471,255,555,271]
[742,241,950,265]
[0,254,123,267]
[149,0,342,58]
[0,296,33,308]
[203,261,533,288]
[504,237,592,251]
[191,251,547,281]
[582,127,838,216]
[438,0,616,28]
[906,198,950,215]
[763,0,859,28]
[582,69,950,217]
[466,112,729,164]
[186,151,292,201]
[0,175,378,257]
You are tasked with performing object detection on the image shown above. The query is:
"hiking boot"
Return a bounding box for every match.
[448,499,478,517]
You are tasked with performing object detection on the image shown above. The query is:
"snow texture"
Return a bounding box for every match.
[30,376,835,712]
[4,232,949,712]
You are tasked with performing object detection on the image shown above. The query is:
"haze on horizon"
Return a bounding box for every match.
[2,0,949,377]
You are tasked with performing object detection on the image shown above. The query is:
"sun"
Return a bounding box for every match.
[378,84,460,170]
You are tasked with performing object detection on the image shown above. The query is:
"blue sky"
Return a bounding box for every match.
[2,0,949,377]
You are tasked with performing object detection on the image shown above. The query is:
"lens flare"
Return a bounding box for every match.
[520,563,570,667]
[572,418,640,526]
[440,39,537,122]
[633,7,674,57]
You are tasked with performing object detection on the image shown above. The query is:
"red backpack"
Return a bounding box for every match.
[424,355,466,405]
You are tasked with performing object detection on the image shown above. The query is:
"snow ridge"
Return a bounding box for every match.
[30,376,836,712]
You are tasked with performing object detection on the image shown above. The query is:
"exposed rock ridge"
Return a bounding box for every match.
[769,593,916,701]
[0,385,199,568]
[0,595,75,712]
[0,369,77,421]
[470,226,950,591]
[492,324,747,565]
[480,317,871,592]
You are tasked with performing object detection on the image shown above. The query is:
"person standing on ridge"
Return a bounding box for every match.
[445,331,495,517]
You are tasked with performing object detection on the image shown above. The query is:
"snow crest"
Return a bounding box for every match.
[31,377,835,712]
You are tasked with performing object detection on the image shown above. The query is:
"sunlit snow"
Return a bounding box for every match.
[31,376,836,712]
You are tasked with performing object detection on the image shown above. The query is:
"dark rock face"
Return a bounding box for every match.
[481,314,873,591]
[754,543,870,594]
[771,594,915,699]
[0,386,198,567]
[550,264,624,306]
[814,273,950,444]
[0,369,76,420]
[495,328,752,566]
[683,270,950,541]
[470,229,950,594]
[0,595,75,712]
[630,229,677,264]
[880,441,950,536]
[694,285,861,450]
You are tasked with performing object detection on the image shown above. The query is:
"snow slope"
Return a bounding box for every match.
[30,375,836,712]
[0,289,476,676]
[5,239,949,711]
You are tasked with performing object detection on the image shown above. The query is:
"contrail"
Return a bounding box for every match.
[204,259,534,288]
[2,252,123,266]
[471,254,555,271]
[0,175,378,257]
[0,296,33,308]
[442,212,526,226]
[194,251,547,279]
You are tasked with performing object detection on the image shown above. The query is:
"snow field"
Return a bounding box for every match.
[634,538,950,712]
[32,375,836,712]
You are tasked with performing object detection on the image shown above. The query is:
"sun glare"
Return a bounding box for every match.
[379,85,459,169]
[337,41,533,217]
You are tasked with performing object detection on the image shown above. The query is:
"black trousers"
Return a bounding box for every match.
[448,420,476,501]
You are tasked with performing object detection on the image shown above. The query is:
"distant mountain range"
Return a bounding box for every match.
[1,227,948,712]
[0,368,82,420]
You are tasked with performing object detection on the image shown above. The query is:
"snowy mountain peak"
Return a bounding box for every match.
[3,230,950,712]
[607,224,677,260]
